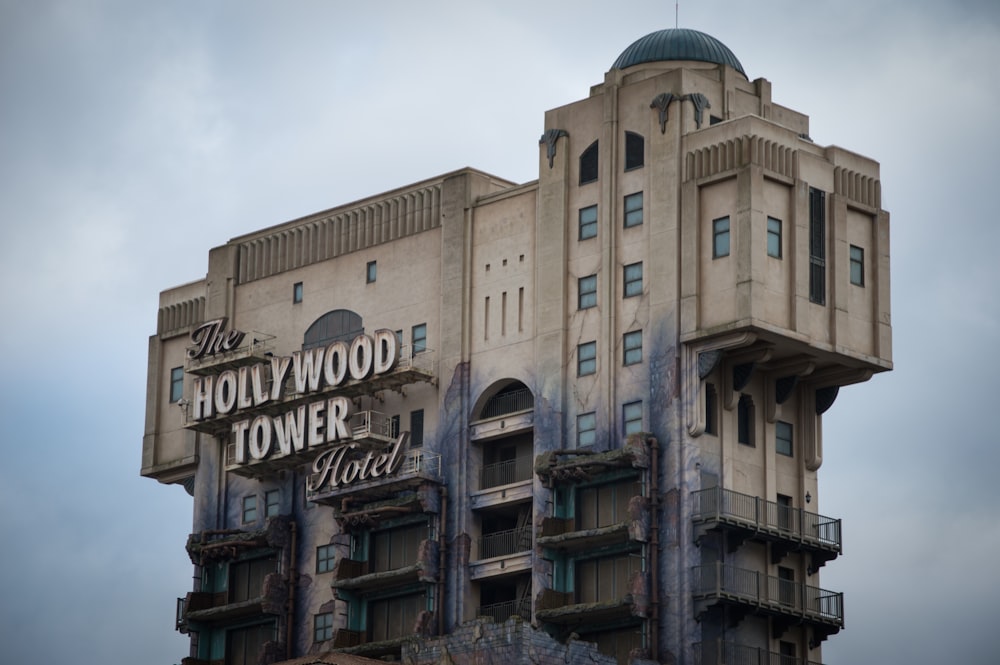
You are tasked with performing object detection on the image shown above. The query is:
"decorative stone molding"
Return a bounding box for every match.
[538,129,569,168]
[650,93,675,134]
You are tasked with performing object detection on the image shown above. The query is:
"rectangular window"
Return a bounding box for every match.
[372,524,424,572]
[579,205,598,240]
[368,593,424,643]
[737,395,754,446]
[767,217,782,258]
[623,330,642,366]
[850,245,865,286]
[777,494,793,531]
[578,274,597,309]
[623,401,642,436]
[625,132,644,170]
[577,412,596,448]
[575,553,639,604]
[169,366,184,403]
[712,216,730,258]
[623,262,642,298]
[412,323,427,354]
[778,566,795,606]
[264,489,280,518]
[228,555,276,603]
[366,260,377,283]
[293,281,303,304]
[314,612,333,642]
[576,478,640,530]
[227,622,274,665]
[623,192,643,228]
[578,341,597,376]
[776,420,793,457]
[316,544,336,574]
[410,409,424,447]
[242,495,257,524]
[809,188,826,304]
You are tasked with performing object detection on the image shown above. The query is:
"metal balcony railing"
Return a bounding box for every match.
[477,524,532,560]
[479,597,532,623]
[480,456,533,489]
[692,563,843,626]
[481,387,534,419]
[694,640,826,665]
[692,487,841,551]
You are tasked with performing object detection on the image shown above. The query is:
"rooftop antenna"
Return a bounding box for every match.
[675,2,679,28]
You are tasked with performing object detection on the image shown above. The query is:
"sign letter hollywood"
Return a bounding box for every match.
[187,318,410,491]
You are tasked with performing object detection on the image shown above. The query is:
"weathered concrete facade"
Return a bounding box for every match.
[143,29,890,665]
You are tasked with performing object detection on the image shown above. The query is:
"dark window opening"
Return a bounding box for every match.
[809,187,826,304]
[580,141,599,185]
[705,383,717,435]
[410,409,424,447]
[624,132,644,170]
[776,420,793,457]
[304,309,363,349]
[737,394,754,446]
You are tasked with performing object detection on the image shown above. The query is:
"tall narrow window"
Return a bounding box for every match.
[705,383,718,435]
[390,414,401,438]
[777,494,793,530]
[776,420,793,457]
[713,217,730,258]
[579,205,598,240]
[366,260,377,283]
[737,394,755,446]
[623,330,642,366]
[623,262,643,298]
[850,245,865,286]
[809,188,826,304]
[578,274,597,309]
[242,495,257,524]
[293,281,303,304]
[169,367,184,403]
[412,323,427,354]
[265,489,280,518]
[624,131,644,170]
[623,192,643,228]
[580,141,599,185]
[577,412,596,448]
[410,409,424,447]
[623,401,643,435]
[767,217,782,258]
[578,341,597,376]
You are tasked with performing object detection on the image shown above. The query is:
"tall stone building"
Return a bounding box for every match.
[142,28,891,665]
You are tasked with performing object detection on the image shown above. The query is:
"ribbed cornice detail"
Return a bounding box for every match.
[237,182,442,283]
[685,135,796,181]
[834,166,881,209]
[158,296,205,336]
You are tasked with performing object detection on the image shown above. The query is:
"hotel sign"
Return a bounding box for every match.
[187,318,409,491]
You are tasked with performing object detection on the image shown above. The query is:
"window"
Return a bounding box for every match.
[767,217,782,258]
[304,309,363,349]
[624,131,644,170]
[777,494,793,531]
[229,555,277,603]
[623,192,643,228]
[169,367,184,403]
[778,566,795,606]
[264,489,280,518]
[577,412,596,448]
[226,622,274,665]
[577,478,640,530]
[316,544,336,574]
[366,260,377,283]
[242,495,257,524]
[390,414,400,438]
[412,323,427,354]
[410,409,424,447]
[705,383,717,435]
[579,205,598,240]
[623,401,642,435]
[578,274,597,309]
[575,553,639,604]
[776,420,793,457]
[372,524,424,572]
[369,593,424,643]
[737,394,754,446]
[623,330,642,366]
[293,281,303,304]
[623,262,642,298]
[314,612,333,642]
[850,245,865,286]
[578,341,597,376]
[580,141,599,185]
[712,217,730,258]
[809,188,826,304]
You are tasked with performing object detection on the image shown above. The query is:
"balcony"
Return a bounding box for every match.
[477,524,532,559]
[224,410,401,478]
[176,572,286,630]
[692,487,841,572]
[535,434,650,487]
[692,563,843,643]
[330,539,439,592]
[479,597,532,623]
[695,640,827,665]
[534,584,646,626]
[185,331,275,376]
[480,456,533,489]
[308,449,441,506]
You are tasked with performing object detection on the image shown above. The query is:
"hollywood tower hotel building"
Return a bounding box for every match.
[142,29,891,665]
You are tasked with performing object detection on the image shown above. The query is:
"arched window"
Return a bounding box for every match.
[579,141,599,185]
[303,309,363,349]
[477,381,534,420]
[625,131,644,170]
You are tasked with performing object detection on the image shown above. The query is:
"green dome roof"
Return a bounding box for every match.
[612,28,746,77]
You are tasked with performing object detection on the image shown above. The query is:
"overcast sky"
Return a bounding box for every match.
[1,1,998,664]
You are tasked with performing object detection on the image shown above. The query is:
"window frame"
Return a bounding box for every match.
[412,323,427,354]
[850,244,865,286]
[578,205,598,240]
[366,260,377,284]
[767,217,782,258]
[579,141,599,185]
[577,412,596,448]
[737,394,755,447]
[293,281,303,304]
[623,401,643,436]
[313,612,334,642]
[578,341,597,376]
[578,274,597,309]
[316,544,336,574]
[623,262,642,298]
[169,366,184,403]
[410,409,424,447]
[712,216,731,258]
[264,489,280,518]
[624,131,644,171]
[241,495,258,524]
[623,192,643,228]
[776,420,793,457]
[623,330,642,366]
